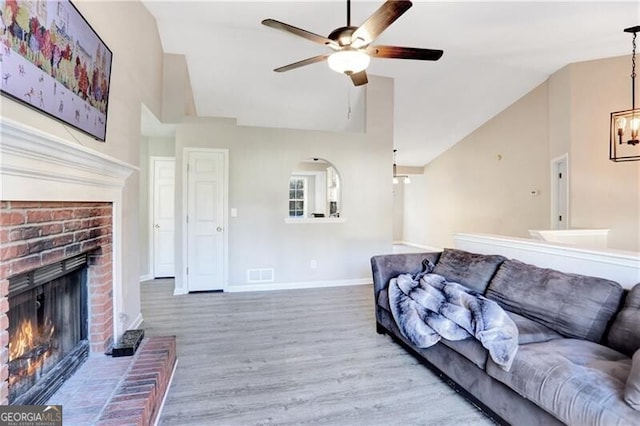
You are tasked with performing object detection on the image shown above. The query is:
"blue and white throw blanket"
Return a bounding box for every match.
[389,270,519,371]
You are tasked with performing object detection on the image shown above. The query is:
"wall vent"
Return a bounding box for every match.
[246,268,274,283]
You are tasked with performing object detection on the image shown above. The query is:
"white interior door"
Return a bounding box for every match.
[152,158,175,277]
[186,150,226,292]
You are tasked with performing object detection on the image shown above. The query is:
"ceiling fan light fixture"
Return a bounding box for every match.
[262,0,442,86]
[327,49,370,74]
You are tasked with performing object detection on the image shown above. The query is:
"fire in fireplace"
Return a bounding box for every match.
[8,254,89,405]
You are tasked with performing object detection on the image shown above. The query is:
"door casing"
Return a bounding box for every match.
[550,153,569,230]
[150,156,176,278]
[181,148,229,292]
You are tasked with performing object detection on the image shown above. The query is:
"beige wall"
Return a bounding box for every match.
[393,183,404,242]
[404,55,640,252]
[173,76,394,291]
[0,1,165,331]
[139,136,151,280]
[565,56,640,251]
[403,82,551,249]
[163,54,197,122]
[548,65,572,160]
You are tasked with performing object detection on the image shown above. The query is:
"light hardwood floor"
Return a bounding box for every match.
[141,280,495,426]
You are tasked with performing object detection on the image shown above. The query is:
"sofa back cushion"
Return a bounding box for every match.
[607,283,640,356]
[432,248,506,293]
[485,259,624,342]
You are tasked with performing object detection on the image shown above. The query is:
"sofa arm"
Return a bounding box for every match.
[370,252,441,300]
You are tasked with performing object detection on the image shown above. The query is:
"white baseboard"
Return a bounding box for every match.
[173,286,188,295]
[227,278,371,293]
[154,358,178,426]
[129,313,144,330]
[139,274,153,282]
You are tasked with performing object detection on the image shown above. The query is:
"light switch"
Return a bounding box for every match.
[231,208,238,217]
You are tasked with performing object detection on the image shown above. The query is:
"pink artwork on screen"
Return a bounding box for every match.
[0,0,112,141]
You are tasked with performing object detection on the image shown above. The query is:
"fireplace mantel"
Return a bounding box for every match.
[1,118,137,196]
[0,116,138,329]
[0,118,140,403]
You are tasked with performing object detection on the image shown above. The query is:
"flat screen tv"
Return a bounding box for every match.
[1,0,112,141]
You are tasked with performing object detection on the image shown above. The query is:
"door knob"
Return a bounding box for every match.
[155,224,160,229]
[217,226,223,232]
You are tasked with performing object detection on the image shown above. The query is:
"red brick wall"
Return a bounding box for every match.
[97,337,177,425]
[0,201,114,405]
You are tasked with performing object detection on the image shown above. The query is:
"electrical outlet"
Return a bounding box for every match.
[310,259,317,269]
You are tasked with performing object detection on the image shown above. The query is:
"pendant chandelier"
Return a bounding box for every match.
[610,25,640,162]
[393,149,410,184]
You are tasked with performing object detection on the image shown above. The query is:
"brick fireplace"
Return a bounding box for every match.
[0,118,136,405]
[1,201,115,403]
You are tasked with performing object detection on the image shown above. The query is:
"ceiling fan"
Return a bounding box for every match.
[261,0,443,86]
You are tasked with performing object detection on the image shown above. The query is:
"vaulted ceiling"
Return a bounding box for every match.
[142,1,639,166]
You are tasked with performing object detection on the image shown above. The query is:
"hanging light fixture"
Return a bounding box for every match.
[610,25,640,162]
[393,149,411,184]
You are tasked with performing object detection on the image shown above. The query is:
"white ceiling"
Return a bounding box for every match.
[141,1,640,166]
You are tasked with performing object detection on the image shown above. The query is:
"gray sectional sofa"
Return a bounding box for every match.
[371,248,640,425]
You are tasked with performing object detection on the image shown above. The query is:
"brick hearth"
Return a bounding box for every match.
[47,336,177,426]
[0,201,114,405]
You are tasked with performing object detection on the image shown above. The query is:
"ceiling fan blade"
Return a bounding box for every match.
[350,70,368,86]
[262,19,338,49]
[351,1,412,48]
[367,45,443,61]
[273,54,331,73]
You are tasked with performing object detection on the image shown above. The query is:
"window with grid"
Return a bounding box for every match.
[288,177,307,217]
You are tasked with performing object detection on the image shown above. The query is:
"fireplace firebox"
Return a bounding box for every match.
[7,254,89,405]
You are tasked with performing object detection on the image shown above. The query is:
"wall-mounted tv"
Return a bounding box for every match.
[1,0,112,141]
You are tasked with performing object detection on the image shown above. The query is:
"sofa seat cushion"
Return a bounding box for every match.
[486,339,637,425]
[442,309,563,372]
[432,249,506,293]
[506,310,563,345]
[607,283,640,356]
[440,338,488,369]
[485,259,624,342]
[626,349,640,410]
